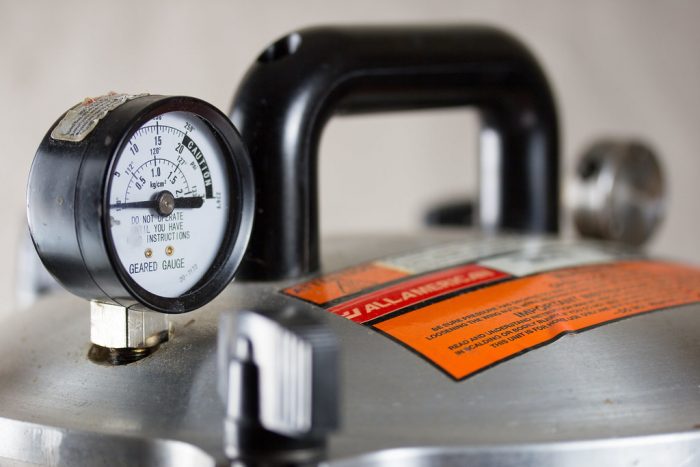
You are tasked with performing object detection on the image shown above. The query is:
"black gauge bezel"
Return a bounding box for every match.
[28,95,254,313]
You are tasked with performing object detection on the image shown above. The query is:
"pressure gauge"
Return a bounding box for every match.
[27,94,254,313]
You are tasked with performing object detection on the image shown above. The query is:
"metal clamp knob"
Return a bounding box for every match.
[218,308,339,464]
[572,140,665,246]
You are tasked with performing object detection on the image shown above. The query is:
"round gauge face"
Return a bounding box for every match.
[107,111,231,298]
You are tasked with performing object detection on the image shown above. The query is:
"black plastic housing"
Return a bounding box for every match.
[231,25,559,281]
[27,95,255,313]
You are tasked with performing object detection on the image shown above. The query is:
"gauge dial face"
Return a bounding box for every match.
[108,111,230,298]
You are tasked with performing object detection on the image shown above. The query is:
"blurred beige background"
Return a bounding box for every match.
[1,1,699,312]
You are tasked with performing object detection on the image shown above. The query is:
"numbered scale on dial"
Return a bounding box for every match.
[110,112,232,298]
[28,94,254,314]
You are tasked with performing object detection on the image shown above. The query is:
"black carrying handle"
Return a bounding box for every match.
[231,25,559,281]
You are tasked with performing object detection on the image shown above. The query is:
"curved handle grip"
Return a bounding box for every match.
[231,25,559,280]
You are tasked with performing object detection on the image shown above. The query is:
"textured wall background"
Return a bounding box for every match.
[2,0,699,312]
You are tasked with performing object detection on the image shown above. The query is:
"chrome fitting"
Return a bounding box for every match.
[90,300,170,350]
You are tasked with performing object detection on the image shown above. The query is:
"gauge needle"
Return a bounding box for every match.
[110,197,204,209]
[174,196,205,208]
[110,192,204,216]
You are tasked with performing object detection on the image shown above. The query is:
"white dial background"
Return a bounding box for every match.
[108,111,230,298]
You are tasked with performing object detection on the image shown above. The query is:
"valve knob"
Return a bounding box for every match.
[572,140,665,246]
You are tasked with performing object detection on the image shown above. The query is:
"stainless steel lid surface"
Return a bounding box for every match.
[1,232,699,466]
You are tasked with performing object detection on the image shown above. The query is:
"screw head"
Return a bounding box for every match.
[156,191,175,216]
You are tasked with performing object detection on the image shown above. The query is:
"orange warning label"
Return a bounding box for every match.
[282,237,534,306]
[374,261,700,380]
[328,264,508,323]
[283,263,408,304]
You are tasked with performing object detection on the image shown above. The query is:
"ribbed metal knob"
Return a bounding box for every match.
[218,308,339,464]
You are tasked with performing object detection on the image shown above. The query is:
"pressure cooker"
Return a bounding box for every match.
[2,25,693,467]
